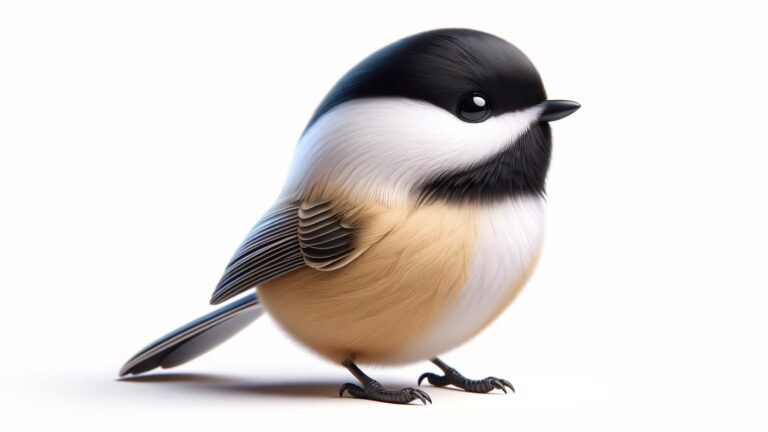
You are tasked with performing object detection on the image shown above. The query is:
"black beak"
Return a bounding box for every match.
[539,100,580,122]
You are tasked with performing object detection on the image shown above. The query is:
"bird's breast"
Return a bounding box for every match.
[388,195,545,362]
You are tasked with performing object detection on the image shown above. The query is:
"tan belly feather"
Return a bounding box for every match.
[258,201,478,364]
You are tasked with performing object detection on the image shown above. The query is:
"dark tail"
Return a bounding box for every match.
[119,293,264,376]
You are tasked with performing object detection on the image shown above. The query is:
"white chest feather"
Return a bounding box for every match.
[391,196,546,362]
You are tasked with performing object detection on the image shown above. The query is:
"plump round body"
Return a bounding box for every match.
[121,28,578,383]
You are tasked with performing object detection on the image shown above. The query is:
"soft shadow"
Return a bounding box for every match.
[118,372,408,399]
[214,381,343,398]
[120,373,228,384]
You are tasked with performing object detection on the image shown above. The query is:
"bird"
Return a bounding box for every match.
[119,28,580,405]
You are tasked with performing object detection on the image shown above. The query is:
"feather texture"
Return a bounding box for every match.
[298,201,356,270]
[210,201,305,305]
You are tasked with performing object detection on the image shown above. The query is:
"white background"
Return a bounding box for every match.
[1,1,767,430]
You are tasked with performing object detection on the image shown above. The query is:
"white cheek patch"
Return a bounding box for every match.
[282,98,542,204]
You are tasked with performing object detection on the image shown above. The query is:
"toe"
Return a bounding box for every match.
[489,378,507,393]
[415,389,432,404]
[484,376,514,393]
[417,372,433,386]
[338,383,362,398]
[417,372,448,387]
[411,389,428,405]
[488,377,515,393]
[500,378,515,393]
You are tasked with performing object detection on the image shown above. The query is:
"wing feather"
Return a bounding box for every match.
[210,201,305,304]
[297,201,356,270]
[210,198,399,303]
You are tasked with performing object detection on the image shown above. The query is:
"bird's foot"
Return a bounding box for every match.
[340,358,431,405]
[339,380,431,405]
[418,358,514,394]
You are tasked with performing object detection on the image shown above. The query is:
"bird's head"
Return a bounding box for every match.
[284,28,579,205]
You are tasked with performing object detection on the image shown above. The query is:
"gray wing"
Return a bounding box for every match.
[119,201,361,377]
[297,201,356,270]
[210,200,357,305]
[119,293,264,376]
[210,202,305,305]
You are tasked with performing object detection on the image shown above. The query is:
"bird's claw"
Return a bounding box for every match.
[484,376,515,393]
[339,382,432,405]
[418,368,515,394]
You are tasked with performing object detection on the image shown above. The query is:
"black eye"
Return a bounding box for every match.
[457,92,491,122]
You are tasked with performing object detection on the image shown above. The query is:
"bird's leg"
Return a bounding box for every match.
[339,358,431,405]
[418,357,515,393]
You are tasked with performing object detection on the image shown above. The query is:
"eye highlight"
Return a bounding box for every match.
[457,92,491,122]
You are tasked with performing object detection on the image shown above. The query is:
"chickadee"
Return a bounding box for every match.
[120,28,579,405]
